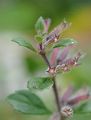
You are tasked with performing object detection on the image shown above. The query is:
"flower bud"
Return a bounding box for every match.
[61,105,73,118]
[46,67,56,76]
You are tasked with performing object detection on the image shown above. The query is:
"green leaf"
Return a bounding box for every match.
[35,35,43,43]
[70,113,91,120]
[74,100,91,113]
[53,38,78,48]
[7,90,51,114]
[27,77,53,90]
[12,38,36,52]
[35,16,44,33]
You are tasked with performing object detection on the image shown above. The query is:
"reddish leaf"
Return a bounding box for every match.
[50,48,60,66]
[61,86,74,104]
[44,21,71,46]
[67,88,90,105]
[57,46,73,65]
[44,18,51,33]
[67,94,90,106]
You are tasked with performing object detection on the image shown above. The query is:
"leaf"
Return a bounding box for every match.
[74,100,91,113]
[35,16,45,33]
[12,38,36,52]
[35,34,43,43]
[7,90,51,114]
[53,38,78,48]
[50,48,60,66]
[27,77,53,90]
[70,113,91,120]
[43,21,71,46]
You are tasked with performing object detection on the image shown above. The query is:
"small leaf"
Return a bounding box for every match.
[35,16,45,33]
[35,35,43,43]
[27,77,53,90]
[12,38,36,52]
[7,90,51,114]
[53,38,78,48]
[44,18,51,33]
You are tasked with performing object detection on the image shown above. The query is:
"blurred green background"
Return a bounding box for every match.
[0,0,91,120]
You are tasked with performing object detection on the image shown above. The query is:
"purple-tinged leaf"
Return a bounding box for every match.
[67,88,90,106]
[44,18,51,33]
[43,21,71,46]
[57,46,73,65]
[50,48,60,66]
[61,86,74,104]
[67,93,90,106]
[57,51,83,72]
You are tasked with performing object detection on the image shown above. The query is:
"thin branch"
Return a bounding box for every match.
[52,77,61,112]
[39,48,61,119]
[40,52,51,68]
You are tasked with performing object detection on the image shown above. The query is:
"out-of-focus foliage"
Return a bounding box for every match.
[0,0,91,31]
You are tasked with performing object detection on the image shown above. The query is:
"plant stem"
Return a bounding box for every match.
[40,52,61,111]
[40,51,61,119]
[52,77,61,112]
[40,52,51,68]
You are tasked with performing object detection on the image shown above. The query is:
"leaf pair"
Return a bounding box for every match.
[7,77,53,115]
[12,38,77,53]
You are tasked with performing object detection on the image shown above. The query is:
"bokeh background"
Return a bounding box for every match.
[0,0,91,120]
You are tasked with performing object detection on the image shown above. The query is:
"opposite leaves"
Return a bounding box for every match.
[7,90,51,114]
[12,38,36,52]
[27,77,53,90]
